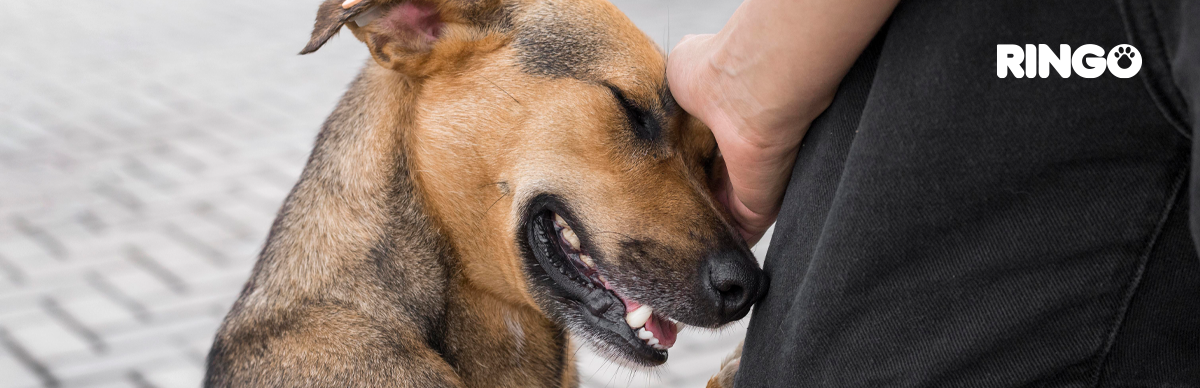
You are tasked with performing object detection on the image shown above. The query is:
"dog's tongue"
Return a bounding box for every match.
[645,314,677,347]
[617,295,678,348]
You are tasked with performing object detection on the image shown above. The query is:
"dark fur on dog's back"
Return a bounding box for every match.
[206,73,461,386]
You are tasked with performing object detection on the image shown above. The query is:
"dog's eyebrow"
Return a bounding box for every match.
[603,84,663,143]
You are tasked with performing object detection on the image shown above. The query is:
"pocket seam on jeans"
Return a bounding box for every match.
[1088,164,1189,388]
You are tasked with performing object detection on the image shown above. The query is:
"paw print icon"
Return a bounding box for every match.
[1106,44,1142,78]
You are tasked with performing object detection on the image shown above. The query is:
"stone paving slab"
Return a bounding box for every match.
[0,1,753,387]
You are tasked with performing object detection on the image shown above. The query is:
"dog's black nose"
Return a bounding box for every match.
[703,248,768,322]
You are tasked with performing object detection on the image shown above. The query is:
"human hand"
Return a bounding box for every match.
[668,34,820,245]
[666,0,896,246]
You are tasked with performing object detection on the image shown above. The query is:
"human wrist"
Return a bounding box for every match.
[700,29,825,156]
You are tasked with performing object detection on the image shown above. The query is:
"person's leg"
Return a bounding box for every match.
[737,0,1200,386]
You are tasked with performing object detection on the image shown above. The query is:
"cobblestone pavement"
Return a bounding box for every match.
[0,0,755,387]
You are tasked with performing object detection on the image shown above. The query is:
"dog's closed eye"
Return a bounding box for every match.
[606,84,663,143]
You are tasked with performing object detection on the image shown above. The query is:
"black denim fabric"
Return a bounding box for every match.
[737,1,1200,387]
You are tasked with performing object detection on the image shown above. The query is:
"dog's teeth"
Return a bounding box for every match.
[625,305,653,329]
[579,254,595,268]
[637,328,654,340]
[562,227,581,250]
[647,337,659,346]
[553,213,581,250]
[652,344,667,350]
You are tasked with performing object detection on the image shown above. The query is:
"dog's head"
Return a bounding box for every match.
[303,0,766,366]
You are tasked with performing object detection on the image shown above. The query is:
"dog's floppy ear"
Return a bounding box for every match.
[302,0,506,74]
[300,0,377,55]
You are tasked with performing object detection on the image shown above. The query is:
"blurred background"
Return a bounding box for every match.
[0,0,771,387]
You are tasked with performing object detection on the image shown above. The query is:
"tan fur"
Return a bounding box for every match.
[706,341,743,388]
[206,1,748,387]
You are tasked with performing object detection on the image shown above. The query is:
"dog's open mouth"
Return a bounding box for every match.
[526,205,682,364]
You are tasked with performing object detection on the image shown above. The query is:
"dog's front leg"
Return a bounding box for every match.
[706,341,743,388]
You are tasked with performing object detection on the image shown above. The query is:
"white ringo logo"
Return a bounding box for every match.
[996,44,1142,79]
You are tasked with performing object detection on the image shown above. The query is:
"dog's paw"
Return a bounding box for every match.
[705,341,743,388]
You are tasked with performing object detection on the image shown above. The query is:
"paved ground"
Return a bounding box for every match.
[0,1,757,387]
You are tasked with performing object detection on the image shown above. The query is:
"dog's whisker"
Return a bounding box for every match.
[586,351,613,383]
[605,362,620,388]
[664,4,671,55]
[481,182,510,216]
[603,357,622,388]
[483,191,509,216]
[482,75,522,106]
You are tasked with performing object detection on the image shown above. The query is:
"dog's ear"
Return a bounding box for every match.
[302,0,506,74]
[301,0,376,55]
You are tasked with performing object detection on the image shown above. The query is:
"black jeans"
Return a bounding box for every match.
[738,0,1200,386]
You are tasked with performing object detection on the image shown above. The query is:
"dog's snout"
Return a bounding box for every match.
[703,249,767,322]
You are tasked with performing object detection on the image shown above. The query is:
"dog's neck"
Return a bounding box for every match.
[254,63,574,386]
[258,64,437,295]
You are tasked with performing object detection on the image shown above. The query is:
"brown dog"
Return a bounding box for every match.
[204,0,766,386]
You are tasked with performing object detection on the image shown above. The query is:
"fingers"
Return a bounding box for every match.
[709,151,775,245]
[666,34,719,121]
[716,135,798,243]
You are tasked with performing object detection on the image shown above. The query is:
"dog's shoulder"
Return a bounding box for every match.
[205,300,462,387]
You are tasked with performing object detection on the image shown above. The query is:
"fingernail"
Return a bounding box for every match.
[342,0,364,9]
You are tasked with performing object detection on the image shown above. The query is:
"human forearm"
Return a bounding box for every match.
[703,0,898,149]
